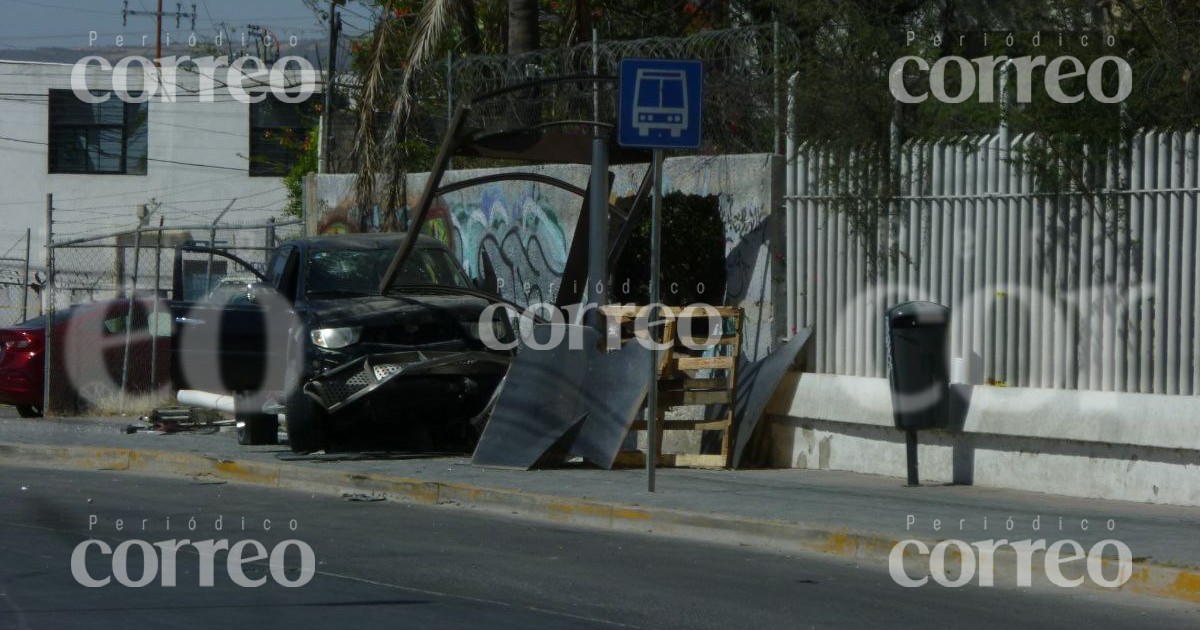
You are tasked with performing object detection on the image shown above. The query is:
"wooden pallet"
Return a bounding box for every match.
[601,305,743,468]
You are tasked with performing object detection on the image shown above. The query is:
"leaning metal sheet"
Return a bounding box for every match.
[567,333,652,469]
[471,324,590,469]
[730,328,812,468]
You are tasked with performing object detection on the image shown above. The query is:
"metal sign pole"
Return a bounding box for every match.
[647,148,664,493]
[616,57,702,494]
[906,429,920,487]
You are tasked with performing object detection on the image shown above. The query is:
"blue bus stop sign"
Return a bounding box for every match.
[618,58,703,150]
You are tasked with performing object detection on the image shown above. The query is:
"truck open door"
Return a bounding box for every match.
[169,244,289,398]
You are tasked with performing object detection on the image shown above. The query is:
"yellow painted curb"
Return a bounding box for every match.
[2,441,1197,605]
[1124,564,1200,604]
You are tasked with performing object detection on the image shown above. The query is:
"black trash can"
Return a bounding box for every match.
[885,301,951,431]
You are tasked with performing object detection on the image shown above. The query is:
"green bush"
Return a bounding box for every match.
[611,193,726,306]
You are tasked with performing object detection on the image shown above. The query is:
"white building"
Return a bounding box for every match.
[0,58,320,319]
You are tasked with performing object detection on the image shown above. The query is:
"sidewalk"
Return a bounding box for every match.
[2,415,1198,602]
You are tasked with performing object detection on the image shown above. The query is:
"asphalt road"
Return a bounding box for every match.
[0,465,1195,630]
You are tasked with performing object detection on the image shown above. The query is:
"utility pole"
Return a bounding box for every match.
[320,0,345,174]
[123,1,197,61]
[586,27,609,329]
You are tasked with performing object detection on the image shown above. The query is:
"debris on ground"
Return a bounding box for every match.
[342,492,386,502]
[187,473,228,485]
[121,407,230,435]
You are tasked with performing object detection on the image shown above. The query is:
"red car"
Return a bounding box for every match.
[0,299,171,417]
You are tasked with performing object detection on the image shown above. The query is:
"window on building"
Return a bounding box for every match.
[48,90,148,175]
[249,95,317,177]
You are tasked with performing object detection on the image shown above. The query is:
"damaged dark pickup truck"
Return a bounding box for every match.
[171,233,516,453]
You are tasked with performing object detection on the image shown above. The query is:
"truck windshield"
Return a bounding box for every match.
[306,246,471,296]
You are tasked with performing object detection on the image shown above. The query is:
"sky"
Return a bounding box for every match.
[0,0,376,51]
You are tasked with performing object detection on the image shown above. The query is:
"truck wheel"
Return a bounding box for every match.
[235,394,279,446]
[237,413,280,445]
[285,389,327,453]
[284,353,326,453]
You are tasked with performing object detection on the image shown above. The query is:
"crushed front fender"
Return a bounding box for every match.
[304,350,510,416]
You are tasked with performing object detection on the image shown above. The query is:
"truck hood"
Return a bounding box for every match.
[307,292,495,327]
[305,291,505,350]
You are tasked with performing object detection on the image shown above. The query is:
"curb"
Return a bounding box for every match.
[3,441,1198,605]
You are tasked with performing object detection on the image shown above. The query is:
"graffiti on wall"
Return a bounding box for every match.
[450,188,568,306]
[315,153,780,359]
[315,185,570,307]
[720,195,767,303]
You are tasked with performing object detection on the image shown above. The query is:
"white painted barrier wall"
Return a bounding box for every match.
[766,374,1200,505]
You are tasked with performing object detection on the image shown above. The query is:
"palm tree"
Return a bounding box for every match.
[352,0,544,223]
[507,0,539,54]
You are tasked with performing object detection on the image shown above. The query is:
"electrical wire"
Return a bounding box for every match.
[0,134,249,172]
[0,0,118,16]
[0,170,250,208]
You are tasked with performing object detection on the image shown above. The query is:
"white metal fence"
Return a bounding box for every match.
[785,130,1200,396]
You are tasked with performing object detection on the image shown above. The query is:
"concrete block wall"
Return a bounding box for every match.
[312,153,786,361]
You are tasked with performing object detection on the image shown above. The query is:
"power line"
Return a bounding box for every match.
[335,3,377,24]
[122,0,198,65]
[0,134,249,172]
[0,23,321,43]
[0,87,324,115]
[159,187,282,207]
[0,31,128,42]
[0,233,26,259]
[0,167,251,210]
[200,0,216,30]
[122,1,198,31]
[0,0,117,16]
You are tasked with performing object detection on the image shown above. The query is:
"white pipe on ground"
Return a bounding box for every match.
[177,390,237,415]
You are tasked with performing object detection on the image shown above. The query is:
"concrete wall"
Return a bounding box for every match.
[766,374,1200,506]
[311,153,785,360]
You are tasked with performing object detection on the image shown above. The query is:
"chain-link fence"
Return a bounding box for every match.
[403,23,801,155]
[48,219,304,306]
[39,217,304,415]
[0,230,34,326]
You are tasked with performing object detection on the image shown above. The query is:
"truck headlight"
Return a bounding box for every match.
[491,317,513,344]
[311,326,361,349]
[476,307,517,350]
